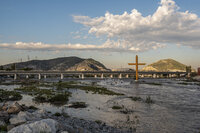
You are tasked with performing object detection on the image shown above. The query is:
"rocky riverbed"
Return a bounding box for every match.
[0,78,200,133]
[0,102,130,133]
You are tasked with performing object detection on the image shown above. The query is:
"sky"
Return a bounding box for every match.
[0,0,200,69]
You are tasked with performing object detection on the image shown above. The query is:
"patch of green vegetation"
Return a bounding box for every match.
[178,82,189,85]
[0,89,22,102]
[129,96,142,101]
[54,112,61,117]
[15,85,71,105]
[28,105,38,110]
[112,105,123,110]
[68,102,87,108]
[61,112,69,118]
[78,85,124,95]
[145,96,154,104]
[37,82,54,88]
[15,86,53,95]
[34,92,71,105]
[0,125,7,132]
[144,82,162,86]
[95,120,102,124]
[54,81,123,95]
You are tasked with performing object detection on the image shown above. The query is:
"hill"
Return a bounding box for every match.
[142,59,192,72]
[2,57,109,71]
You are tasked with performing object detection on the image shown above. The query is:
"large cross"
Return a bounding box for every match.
[128,55,146,81]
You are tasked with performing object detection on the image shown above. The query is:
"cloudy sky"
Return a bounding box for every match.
[0,0,200,69]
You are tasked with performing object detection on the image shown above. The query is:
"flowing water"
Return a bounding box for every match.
[1,78,200,133]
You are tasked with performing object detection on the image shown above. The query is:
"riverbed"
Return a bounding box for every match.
[1,78,200,133]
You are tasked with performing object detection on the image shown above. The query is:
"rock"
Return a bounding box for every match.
[0,111,9,122]
[0,120,6,126]
[9,109,48,125]
[1,103,8,111]
[32,109,47,118]
[9,113,27,125]
[77,127,90,133]
[7,102,22,114]
[61,131,69,133]
[7,124,15,131]
[193,76,200,81]
[0,102,5,111]
[8,119,58,133]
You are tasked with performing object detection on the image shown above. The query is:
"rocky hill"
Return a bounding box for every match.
[142,59,193,72]
[2,57,109,71]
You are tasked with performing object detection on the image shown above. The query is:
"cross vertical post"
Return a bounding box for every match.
[128,55,146,81]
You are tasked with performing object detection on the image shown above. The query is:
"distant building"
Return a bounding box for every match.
[198,67,200,75]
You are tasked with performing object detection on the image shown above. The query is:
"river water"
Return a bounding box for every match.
[1,78,200,133]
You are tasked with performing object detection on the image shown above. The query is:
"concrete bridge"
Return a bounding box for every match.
[0,70,188,80]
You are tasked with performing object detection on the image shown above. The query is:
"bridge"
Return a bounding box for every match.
[0,55,191,80]
[0,70,188,80]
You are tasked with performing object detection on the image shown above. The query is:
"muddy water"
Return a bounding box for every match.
[1,78,200,133]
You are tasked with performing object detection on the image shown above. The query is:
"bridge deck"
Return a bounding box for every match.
[0,70,187,75]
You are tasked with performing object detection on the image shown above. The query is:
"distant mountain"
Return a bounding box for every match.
[111,68,135,71]
[2,57,110,71]
[142,59,194,72]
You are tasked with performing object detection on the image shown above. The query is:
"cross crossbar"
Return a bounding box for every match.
[128,63,146,65]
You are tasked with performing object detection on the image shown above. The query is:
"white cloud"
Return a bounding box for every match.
[73,0,200,51]
[1,0,200,52]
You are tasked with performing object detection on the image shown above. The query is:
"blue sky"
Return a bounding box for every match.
[0,0,200,69]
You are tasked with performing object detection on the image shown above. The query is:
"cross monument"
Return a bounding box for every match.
[128,55,146,81]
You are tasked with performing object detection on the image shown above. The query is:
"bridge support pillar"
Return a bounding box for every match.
[187,73,191,78]
[110,74,113,78]
[38,74,41,80]
[94,75,97,78]
[44,75,47,79]
[81,74,84,79]
[119,74,122,79]
[61,74,64,80]
[101,74,104,79]
[14,74,17,80]
[126,74,129,78]
[26,75,29,79]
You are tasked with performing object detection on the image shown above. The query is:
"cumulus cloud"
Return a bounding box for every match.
[1,0,200,52]
[73,0,200,50]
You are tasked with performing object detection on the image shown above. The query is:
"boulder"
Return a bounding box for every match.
[9,109,47,125]
[7,102,22,114]
[9,114,27,125]
[8,119,58,133]
[9,111,35,125]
